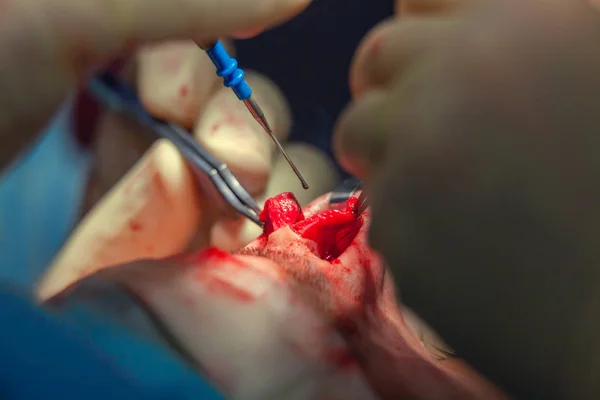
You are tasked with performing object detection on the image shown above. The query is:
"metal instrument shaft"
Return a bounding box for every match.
[199,40,309,190]
[242,97,308,189]
[88,72,262,225]
[329,177,369,218]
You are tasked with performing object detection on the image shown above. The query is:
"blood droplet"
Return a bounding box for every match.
[128,220,143,231]
[179,84,189,97]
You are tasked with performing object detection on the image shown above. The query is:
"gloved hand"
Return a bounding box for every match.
[334,0,600,398]
[36,47,341,297]
[0,1,312,398]
[0,0,312,171]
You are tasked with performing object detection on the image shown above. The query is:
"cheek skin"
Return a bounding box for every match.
[110,248,378,400]
[234,254,287,283]
[137,40,220,128]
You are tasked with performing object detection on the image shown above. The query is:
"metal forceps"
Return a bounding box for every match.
[329,177,369,217]
[87,72,262,225]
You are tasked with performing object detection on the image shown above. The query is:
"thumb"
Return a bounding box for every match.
[0,0,311,169]
[36,139,204,301]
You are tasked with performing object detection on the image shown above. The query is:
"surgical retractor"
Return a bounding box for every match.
[198,40,309,190]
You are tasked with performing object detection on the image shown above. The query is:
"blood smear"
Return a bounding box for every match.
[204,276,255,303]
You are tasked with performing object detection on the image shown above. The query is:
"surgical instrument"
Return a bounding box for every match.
[329,177,369,217]
[87,72,263,226]
[353,189,368,218]
[330,177,362,210]
[198,40,309,190]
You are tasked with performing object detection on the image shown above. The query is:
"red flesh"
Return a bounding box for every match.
[260,192,363,262]
[259,192,305,236]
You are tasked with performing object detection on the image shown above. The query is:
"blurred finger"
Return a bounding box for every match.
[38,0,312,74]
[84,39,231,214]
[94,252,352,399]
[37,139,203,301]
[193,71,291,196]
[191,72,293,250]
[137,40,230,128]
[350,18,445,98]
[333,90,396,179]
[0,0,311,167]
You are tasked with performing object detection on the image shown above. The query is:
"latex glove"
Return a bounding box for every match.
[37,69,339,299]
[0,0,311,171]
[334,0,600,398]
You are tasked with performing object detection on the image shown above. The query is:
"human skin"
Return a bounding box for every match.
[34,25,503,394]
[335,0,600,397]
[37,56,340,299]
[43,191,509,399]
[78,38,340,252]
[81,40,290,211]
[0,0,311,172]
[36,71,506,396]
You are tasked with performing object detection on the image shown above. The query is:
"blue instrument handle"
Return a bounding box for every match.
[203,41,252,100]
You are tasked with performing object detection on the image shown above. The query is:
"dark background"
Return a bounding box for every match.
[235,0,394,173]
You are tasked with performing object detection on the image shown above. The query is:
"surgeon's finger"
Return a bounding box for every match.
[36,139,202,301]
[333,90,396,179]
[83,40,232,212]
[193,71,291,196]
[27,0,311,74]
[137,40,233,128]
[349,17,445,98]
[210,143,339,250]
[0,0,311,168]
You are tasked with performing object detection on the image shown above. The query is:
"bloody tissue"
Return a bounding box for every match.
[260,193,363,262]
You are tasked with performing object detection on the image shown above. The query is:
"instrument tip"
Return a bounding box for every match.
[354,190,368,217]
[244,97,310,190]
[273,134,310,190]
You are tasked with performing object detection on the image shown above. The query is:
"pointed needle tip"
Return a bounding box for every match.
[244,97,310,190]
